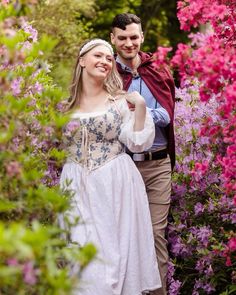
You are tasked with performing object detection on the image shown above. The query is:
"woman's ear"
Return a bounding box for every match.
[79,57,85,68]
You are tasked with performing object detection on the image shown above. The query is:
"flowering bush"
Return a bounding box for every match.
[0,2,96,294]
[160,0,236,294]
[167,83,235,294]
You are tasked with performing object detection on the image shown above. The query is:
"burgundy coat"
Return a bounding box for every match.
[116,51,176,169]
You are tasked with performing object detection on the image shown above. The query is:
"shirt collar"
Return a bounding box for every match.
[116,56,132,73]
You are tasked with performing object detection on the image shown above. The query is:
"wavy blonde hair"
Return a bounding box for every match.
[66,39,124,110]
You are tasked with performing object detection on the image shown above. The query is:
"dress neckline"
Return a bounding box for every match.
[71,95,119,118]
[72,110,107,118]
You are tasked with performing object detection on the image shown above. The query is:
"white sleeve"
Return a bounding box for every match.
[117,98,155,153]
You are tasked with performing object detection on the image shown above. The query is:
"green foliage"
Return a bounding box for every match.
[137,0,188,51]
[28,0,95,93]
[0,3,96,293]
[0,221,96,294]
[92,0,188,52]
[92,0,141,40]
[27,0,187,92]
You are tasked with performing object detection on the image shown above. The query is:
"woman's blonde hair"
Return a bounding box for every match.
[66,39,124,110]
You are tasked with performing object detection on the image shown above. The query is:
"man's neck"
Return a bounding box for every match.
[117,54,141,71]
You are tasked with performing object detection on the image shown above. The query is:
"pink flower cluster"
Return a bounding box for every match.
[191,160,209,182]
[7,258,38,285]
[154,46,173,68]
[177,0,228,31]
[172,0,236,198]
[167,81,236,293]
[222,236,236,267]
[165,0,236,292]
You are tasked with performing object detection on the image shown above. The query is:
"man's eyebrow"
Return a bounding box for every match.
[117,34,139,38]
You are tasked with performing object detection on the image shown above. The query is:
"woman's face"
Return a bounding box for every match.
[80,45,113,80]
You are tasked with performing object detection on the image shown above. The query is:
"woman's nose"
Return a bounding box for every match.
[101,56,109,64]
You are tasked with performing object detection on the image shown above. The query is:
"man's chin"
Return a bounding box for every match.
[120,52,137,60]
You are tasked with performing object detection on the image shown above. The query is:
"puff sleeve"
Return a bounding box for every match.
[117,98,155,153]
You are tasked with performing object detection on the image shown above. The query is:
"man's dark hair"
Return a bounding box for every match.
[111,13,142,31]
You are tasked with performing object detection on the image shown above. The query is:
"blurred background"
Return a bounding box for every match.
[27,0,188,93]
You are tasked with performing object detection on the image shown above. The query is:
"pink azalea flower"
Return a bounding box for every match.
[228,237,236,252]
[22,261,37,285]
[6,161,22,178]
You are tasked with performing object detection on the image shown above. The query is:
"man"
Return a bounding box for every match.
[111,13,175,295]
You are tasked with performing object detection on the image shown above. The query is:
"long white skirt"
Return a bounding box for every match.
[60,153,161,295]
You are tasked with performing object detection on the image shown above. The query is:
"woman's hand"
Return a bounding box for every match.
[125,91,146,131]
[125,91,146,107]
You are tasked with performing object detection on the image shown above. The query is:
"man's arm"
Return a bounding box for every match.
[147,101,170,127]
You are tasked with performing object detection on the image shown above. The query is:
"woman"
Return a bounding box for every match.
[60,38,161,295]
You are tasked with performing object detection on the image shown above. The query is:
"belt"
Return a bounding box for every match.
[127,149,168,161]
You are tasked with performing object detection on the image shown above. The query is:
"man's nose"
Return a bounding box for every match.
[125,39,132,47]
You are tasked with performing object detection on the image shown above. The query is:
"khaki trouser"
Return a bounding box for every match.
[135,155,171,295]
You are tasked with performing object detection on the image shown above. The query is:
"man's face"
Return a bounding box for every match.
[110,23,144,61]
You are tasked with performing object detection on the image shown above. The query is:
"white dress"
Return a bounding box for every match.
[60,96,161,295]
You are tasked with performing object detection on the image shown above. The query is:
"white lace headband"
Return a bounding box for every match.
[80,39,114,56]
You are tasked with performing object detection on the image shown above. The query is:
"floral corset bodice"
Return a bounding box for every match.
[63,104,125,171]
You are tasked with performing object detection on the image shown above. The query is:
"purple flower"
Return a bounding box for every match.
[32,81,43,94]
[194,279,204,290]
[167,261,175,282]
[27,98,36,107]
[22,23,38,42]
[168,279,182,295]
[11,77,23,96]
[202,282,215,294]
[169,235,190,257]
[219,195,232,207]
[204,265,214,277]
[207,173,219,184]
[43,161,60,186]
[12,137,20,151]
[64,120,80,137]
[31,136,38,147]
[172,183,187,198]
[22,40,32,50]
[56,102,66,112]
[195,226,213,247]
[193,279,216,293]
[45,126,54,137]
[195,256,214,277]
[207,198,215,212]
[194,202,205,216]
[230,213,236,224]
[221,213,230,222]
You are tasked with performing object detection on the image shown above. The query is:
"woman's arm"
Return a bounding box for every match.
[125,91,146,131]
